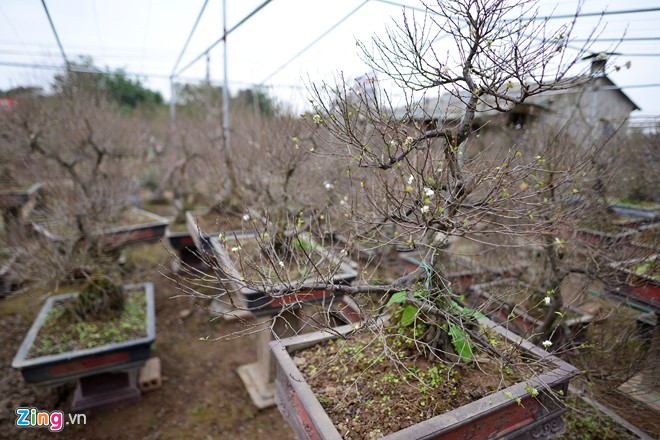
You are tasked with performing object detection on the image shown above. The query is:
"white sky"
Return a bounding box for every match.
[0,0,659,118]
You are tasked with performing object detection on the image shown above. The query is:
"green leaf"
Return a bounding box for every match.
[387,290,426,307]
[450,301,487,320]
[387,291,408,306]
[448,322,474,362]
[400,305,419,327]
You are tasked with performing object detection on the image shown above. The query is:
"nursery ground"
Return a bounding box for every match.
[0,242,658,439]
[0,243,293,440]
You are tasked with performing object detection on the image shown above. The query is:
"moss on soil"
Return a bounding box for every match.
[27,289,147,358]
[633,255,658,278]
[560,396,637,439]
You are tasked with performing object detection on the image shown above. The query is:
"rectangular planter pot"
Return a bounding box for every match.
[0,251,16,297]
[12,282,156,387]
[610,203,660,222]
[569,221,660,249]
[419,256,526,293]
[166,230,196,250]
[29,208,169,251]
[466,279,595,345]
[271,317,579,440]
[211,232,358,317]
[0,182,42,210]
[185,208,261,255]
[607,255,660,312]
[166,229,210,272]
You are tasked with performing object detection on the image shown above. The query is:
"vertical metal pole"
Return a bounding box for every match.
[222,0,231,154]
[205,51,211,84]
[169,76,176,128]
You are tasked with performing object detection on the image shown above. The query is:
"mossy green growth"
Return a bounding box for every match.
[27,289,147,358]
[562,396,637,439]
[73,272,125,320]
[634,256,657,277]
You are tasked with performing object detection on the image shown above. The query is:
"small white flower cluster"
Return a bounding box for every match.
[542,340,553,348]
[420,205,430,214]
[230,246,241,253]
[324,181,334,191]
[242,214,251,221]
[543,296,551,305]
[423,187,435,198]
[278,261,285,268]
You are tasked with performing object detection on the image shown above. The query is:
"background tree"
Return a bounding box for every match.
[0,75,146,315]
[53,56,164,111]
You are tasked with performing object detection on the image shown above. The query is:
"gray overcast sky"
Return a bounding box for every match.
[1,0,659,117]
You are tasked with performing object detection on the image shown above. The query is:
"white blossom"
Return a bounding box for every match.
[242,214,251,221]
[542,340,553,348]
[340,249,348,257]
[278,261,285,268]
[407,174,415,184]
[543,296,551,305]
[420,205,430,214]
[324,181,334,191]
[424,187,435,197]
[231,246,241,253]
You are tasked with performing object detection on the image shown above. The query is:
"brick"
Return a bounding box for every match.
[138,357,161,392]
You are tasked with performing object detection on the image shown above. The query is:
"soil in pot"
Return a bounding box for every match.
[293,307,550,439]
[193,209,249,233]
[27,289,147,358]
[47,209,160,237]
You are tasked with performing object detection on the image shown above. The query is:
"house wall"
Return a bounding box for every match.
[534,77,637,143]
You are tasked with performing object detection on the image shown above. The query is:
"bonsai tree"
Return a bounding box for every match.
[171,102,345,310]
[290,0,602,354]
[180,0,609,353]
[0,69,146,312]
